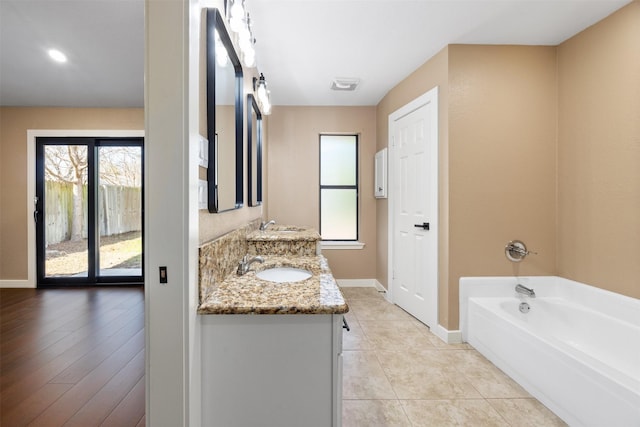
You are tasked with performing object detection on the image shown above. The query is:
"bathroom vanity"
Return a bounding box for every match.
[198,225,348,427]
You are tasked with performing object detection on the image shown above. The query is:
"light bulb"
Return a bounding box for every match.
[243,50,255,68]
[239,23,250,42]
[262,97,272,115]
[257,83,267,102]
[230,0,244,19]
[229,0,245,32]
[239,35,252,52]
[230,17,243,33]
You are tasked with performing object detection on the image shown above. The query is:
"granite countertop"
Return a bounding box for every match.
[197,255,349,315]
[246,225,321,242]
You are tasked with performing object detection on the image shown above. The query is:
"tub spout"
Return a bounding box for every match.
[515,284,536,298]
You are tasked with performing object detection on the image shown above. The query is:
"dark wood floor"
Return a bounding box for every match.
[0,287,145,427]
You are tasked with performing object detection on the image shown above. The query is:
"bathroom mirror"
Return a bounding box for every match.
[206,8,243,213]
[247,94,262,206]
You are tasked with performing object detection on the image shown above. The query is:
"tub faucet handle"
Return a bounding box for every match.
[505,240,536,262]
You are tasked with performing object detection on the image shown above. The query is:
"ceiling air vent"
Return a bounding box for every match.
[330,78,360,91]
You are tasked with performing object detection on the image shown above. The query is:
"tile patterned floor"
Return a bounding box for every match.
[341,287,567,427]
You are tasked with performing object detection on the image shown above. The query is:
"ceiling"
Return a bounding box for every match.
[0,0,630,108]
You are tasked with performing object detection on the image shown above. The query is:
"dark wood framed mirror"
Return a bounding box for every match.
[247,94,262,206]
[206,7,243,213]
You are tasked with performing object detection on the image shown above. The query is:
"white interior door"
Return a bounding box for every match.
[389,87,438,328]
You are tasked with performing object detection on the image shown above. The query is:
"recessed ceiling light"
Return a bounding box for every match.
[48,49,67,63]
[331,78,359,91]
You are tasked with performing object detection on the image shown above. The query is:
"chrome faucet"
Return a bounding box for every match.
[260,220,276,231]
[515,284,536,298]
[505,240,537,262]
[237,255,264,275]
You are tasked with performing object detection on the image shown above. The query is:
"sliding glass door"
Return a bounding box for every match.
[35,137,144,285]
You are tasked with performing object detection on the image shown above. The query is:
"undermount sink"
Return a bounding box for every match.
[256,267,312,283]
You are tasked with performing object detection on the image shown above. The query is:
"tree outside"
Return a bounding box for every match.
[44,145,142,277]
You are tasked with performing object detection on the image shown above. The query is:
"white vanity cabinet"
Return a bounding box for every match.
[201,314,344,427]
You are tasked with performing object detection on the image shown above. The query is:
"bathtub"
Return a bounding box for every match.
[460,276,640,427]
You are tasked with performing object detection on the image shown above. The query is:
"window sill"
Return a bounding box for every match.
[321,241,365,250]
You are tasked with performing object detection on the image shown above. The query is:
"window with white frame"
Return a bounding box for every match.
[319,134,358,241]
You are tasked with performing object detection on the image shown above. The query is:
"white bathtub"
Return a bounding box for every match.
[460,276,640,427]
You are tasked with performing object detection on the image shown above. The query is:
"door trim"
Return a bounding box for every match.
[387,87,439,325]
[24,129,144,288]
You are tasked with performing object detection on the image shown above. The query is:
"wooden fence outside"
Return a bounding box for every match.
[45,181,142,246]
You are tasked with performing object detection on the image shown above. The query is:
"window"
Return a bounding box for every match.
[319,134,358,241]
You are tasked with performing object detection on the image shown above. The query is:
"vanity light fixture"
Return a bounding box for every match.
[255,73,272,115]
[227,0,257,68]
[48,49,67,63]
[227,0,272,103]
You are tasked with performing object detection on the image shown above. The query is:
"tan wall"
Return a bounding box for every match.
[266,106,377,279]
[375,47,451,320]
[0,107,144,280]
[447,45,558,327]
[376,46,557,330]
[557,1,640,298]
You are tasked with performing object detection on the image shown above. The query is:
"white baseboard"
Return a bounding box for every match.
[373,280,387,293]
[434,324,462,344]
[0,280,36,289]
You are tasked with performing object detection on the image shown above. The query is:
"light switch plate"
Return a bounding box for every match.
[198,136,209,168]
[198,179,208,209]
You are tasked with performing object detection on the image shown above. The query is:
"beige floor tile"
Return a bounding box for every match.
[343,310,358,325]
[401,399,510,427]
[342,399,412,427]
[348,299,416,322]
[343,351,397,399]
[375,349,455,375]
[448,350,530,398]
[340,287,563,426]
[360,320,436,351]
[400,317,474,350]
[423,333,473,350]
[341,286,386,301]
[386,369,483,400]
[488,398,567,427]
[342,320,374,351]
[447,348,497,369]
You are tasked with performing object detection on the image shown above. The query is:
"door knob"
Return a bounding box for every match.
[414,222,429,230]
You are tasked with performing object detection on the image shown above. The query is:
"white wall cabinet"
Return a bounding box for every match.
[201,314,344,427]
